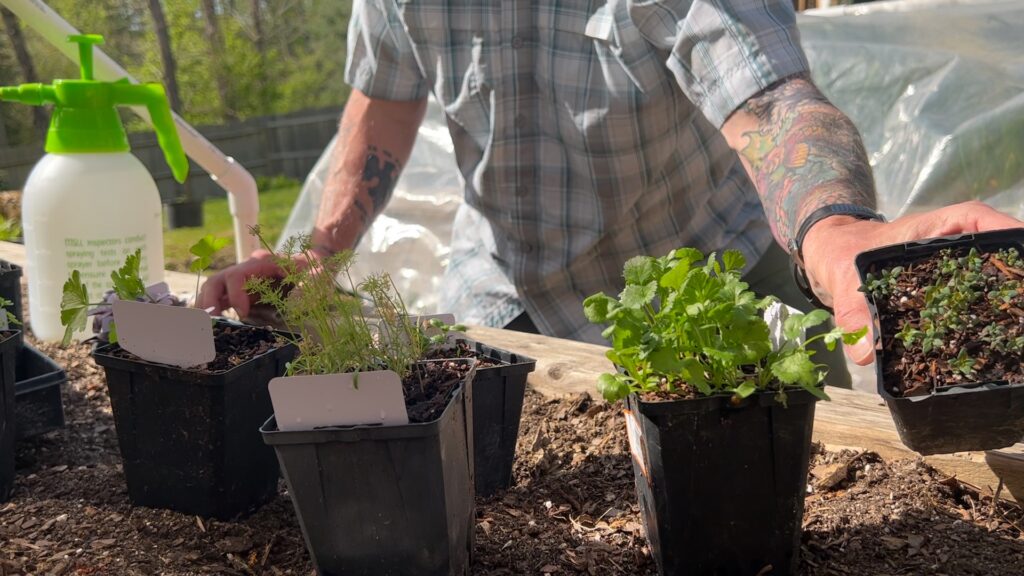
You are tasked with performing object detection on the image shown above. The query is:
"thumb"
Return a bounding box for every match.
[832,286,876,366]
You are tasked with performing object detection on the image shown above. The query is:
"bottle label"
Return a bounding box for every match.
[64,234,150,295]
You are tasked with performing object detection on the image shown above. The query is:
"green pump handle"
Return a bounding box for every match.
[0,34,189,184]
[112,82,189,183]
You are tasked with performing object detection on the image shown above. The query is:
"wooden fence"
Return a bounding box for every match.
[0,106,342,202]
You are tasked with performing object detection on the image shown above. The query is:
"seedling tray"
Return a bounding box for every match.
[447,338,536,498]
[0,331,18,502]
[0,261,23,348]
[855,229,1024,455]
[92,324,297,519]
[261,362,476,576]
[14,343,67,439]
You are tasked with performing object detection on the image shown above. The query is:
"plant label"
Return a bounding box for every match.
[269,371,409,431]
[623,409,650,485]
[112,299,215,369]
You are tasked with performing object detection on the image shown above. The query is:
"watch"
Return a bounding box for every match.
[787,203,886,311]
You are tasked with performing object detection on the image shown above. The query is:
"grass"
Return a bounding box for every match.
[163,182,301,272]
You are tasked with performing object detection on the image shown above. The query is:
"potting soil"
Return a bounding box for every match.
[405,359,472,423]
[2,335,1023,575]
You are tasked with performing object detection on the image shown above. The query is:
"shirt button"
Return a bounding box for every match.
[511,35,523,49]
[522,243,534,255]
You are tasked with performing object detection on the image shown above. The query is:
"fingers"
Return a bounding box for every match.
[196,249,280,318]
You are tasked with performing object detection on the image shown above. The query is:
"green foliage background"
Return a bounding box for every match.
[0,0,353,146]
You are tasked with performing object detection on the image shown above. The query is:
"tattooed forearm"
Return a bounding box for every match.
[362,146,400,214]
[733,74,876,245]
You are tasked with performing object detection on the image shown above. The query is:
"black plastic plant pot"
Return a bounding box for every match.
[0,261,23,327]
[165,198,204,229]
[91,326,297,520]
[261,363,476,576]
[14,343,67,439]
[625,388,819,576]
[1,330,21,502]
[855,229,1024,455]
[452,338,536,498]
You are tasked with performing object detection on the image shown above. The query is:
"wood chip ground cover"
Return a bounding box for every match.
[2,338,1022,575]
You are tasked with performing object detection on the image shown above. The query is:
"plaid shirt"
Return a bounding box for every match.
[346,0,809,343]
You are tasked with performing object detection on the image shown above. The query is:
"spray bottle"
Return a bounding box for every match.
[0,34,188,341]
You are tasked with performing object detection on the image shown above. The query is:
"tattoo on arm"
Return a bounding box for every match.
[739,74,876,245]
[362,146,400,214]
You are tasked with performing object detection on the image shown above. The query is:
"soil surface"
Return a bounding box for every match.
[2,336,1022,575]
[870,246,1024,397]
[99,322,285,374]
[405,359,474,423]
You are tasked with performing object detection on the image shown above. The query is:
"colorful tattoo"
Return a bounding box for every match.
[739,75,876,245]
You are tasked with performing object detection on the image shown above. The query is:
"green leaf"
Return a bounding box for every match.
[597,373,632,403]
[60,270,90,346]
[733,381,757,399]
[619,282,657,309]
[771,350,820,388]
[583,293,615,323]
[783,309,832,341]
[843,326,869,345]
[721,250,746,273]
[648,347,684,376]
[189,234,231,274]
[111,249,147,301]
[679,357,711,396]
[623,256,658,286]
[108,322,119,345]
[659,249,704,290]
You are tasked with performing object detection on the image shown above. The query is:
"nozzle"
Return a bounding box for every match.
[68,34,104,81]
[0,84,56,105]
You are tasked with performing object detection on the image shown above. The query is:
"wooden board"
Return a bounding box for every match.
[466,324,1024,502]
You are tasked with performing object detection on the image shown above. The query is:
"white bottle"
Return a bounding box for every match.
[0,34,189,341]
[22,154,167,341]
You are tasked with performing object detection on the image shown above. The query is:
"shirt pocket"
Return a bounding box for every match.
[395,0,494,151]
[578,2,666,96]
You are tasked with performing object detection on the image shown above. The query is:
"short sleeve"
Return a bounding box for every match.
[345,0,430,101]
[628,0,810,128]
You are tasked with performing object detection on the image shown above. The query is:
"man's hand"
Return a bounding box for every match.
[196,247,327,318]
[802,201,1023,365]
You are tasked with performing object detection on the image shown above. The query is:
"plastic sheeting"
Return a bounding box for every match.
[279,0,1024,314]
[801,0,1024,218]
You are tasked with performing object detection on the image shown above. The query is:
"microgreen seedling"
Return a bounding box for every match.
[189,234,231,296]
[584,248,867,404]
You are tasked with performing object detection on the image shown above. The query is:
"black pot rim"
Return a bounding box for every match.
[261,359,477,444]
[90,320,296,385]
[628,386,821,415]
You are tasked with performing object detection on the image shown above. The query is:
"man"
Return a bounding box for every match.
[199,0,1021,373]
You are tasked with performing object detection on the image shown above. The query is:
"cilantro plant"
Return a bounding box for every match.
[583,248,866,404]
[244,226,425,379]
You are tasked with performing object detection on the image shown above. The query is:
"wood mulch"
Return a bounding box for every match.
[1,336,1022,575]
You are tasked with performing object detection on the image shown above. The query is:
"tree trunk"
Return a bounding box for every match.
[1,7,48,135]
[146,0,183,113]
[250,0,269,112]
[200,0,236,121]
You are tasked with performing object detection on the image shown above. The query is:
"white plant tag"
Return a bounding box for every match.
[112,299,216,369]
[764,301,806,352]
[269,370,409,432]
